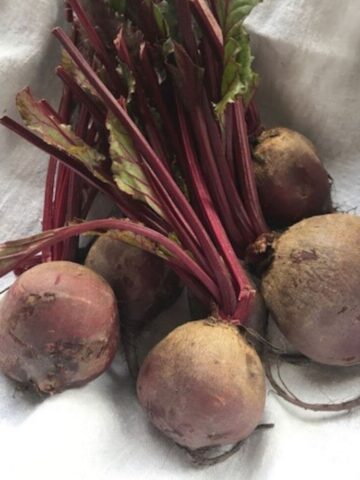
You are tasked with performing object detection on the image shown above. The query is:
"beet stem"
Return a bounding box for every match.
[177,99,256,318]
[175,0,199,62]
[67,0,123,95]
[189,0,224,56]
[201,93,254,244]
[53,27,238,315]
[233,100,268,236]
[42,85,73,262]
[0,219,221,303]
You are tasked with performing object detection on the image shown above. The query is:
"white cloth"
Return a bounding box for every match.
[0,1,359,479]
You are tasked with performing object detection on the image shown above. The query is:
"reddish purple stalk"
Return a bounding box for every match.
[233,100,268,236]
[0,3,265,324]
[0,219,221,304]
[42,85,73,262]
[189,0,223,56]
[53,26,239,314]
[67,0,123,95]
[176,98,254,301]
[180,0,268,239]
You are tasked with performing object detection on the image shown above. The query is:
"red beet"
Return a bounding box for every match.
[253,128,332,228]
[0,261,119,394]
[261,213,360,366]
[85,234,181,331]
[137,320,266,450]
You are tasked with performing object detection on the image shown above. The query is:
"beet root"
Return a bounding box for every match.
[85,234,181,331]
[137,319,266,450]
[253,128,332,228]
[262,213,360,366]
[0,261,119,394]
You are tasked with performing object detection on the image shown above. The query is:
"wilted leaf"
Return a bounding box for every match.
[107,112,164,217]
[16,88,106,176]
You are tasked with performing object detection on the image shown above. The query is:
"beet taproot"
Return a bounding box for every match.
[0,261,119,394]
[262,213,360,366]
[137,320,266,450]
[253,128,332,228]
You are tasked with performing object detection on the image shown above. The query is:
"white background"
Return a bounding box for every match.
[0,1,360,479]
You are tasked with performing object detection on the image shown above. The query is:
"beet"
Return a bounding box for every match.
[85,234,181,332]
[0,261,119,394]
[253,128,332,228]
[261,213,360,366]
[137,320,266,450]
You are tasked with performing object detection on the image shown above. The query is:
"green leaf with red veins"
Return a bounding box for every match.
[106,113,165,218]
[214,0,262,118]
[16,88,106,176]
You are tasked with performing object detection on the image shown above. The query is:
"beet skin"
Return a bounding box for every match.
[85,234,180,331]
[137,320,266,450]
[262,213,360,366]
[253,128,332,228]
[0,261,119,394]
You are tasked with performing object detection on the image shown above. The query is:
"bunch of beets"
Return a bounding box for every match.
[0,0,359,465]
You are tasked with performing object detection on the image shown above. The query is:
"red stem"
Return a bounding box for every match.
[42,158,56,259]
[201,93,255,245]
[145,166,211,274]
[1,219,221,303]
[189,0,223,56]
[115,34,170,168]
[62,105,90,260]
[233,100,268,236]
[225,105,235,180]
[138,44,191,179]
[185,1,268,240]
[246,99,264,138]
[39,100,64,122]
[190,105,242,247]
[42,85,73,261]
[65,2,73,23]
[175,0,199,61]
[53,27,238,315]
[67,0,123,95]
[200,37,221,102]
[177,98,254,306]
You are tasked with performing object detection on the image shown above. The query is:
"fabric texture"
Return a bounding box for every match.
[0,1,359,479]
